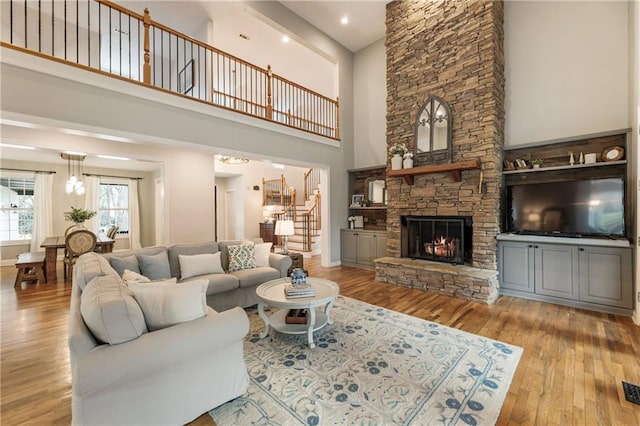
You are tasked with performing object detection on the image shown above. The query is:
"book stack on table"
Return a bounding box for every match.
[284,284,316,298]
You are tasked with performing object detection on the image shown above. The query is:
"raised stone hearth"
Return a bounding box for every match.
[375,257,499,304]
[379,0,505,304]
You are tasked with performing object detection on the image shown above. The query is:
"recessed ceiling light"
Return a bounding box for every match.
[341,16,349,25]
[282,35,289,43]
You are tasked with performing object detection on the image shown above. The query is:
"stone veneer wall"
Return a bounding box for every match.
[377,0,505,304]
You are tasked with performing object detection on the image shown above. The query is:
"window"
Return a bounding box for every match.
[0,176,35,241]
[99,182,129,235]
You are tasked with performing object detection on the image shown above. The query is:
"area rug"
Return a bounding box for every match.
[210,296,522,425]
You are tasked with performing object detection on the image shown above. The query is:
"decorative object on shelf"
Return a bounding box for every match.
[353,215,364,229]
[285,308,308,324]
[579,152,584,165]
[403,152,414,169]
[391,154,403,170]
[290,268,307,286]
[530,159,543,169]
[347,215,356,229]
[389,143,408,170]
[503,160,515,171]
[569,151,575,166]
[601,145,624,162]
[350,194,364,207]
[514,159,528,169]
[274,220,294,254]
[61,152,86,195]
[584,153,597,164]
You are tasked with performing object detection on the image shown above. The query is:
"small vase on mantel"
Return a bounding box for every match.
[403,157,413,169]
[391,154,403,170]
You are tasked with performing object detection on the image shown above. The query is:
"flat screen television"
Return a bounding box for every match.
[506,177,625,238]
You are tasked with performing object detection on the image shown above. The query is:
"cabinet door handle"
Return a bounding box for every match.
[534,245,539,248]
[528,244,533,248]
[579,248,584,251]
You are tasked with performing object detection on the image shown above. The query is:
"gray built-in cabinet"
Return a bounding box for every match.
[341,229,387,269]
[498,237,633,315]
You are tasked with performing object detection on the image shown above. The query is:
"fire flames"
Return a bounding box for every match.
[424,236,457,257]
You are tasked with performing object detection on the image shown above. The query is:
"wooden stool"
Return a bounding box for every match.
[15,252,47,287]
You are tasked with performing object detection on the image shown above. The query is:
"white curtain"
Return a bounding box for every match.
[129,179,142,249]
[30,173,54,252]
[84,176,101,234]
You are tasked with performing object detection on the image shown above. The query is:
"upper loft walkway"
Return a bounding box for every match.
[0,0,340,141]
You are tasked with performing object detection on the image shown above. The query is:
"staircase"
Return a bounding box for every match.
[265,169,321,256]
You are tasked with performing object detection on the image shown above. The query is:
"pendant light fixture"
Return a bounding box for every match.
[61,153,86,195]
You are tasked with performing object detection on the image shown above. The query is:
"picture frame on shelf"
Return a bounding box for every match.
[178,59,194,94]
[351,194,364,207]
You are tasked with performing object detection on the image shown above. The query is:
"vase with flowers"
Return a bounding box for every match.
[347,215,356,229]
[403,152,414,169]
[64,206,97,231]
[389,143,408,170]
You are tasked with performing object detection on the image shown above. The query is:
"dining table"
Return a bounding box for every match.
[41,235,115,282]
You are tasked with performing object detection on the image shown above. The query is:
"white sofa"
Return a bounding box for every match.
[68,252,250,425]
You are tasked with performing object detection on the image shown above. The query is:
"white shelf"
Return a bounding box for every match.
[503,160,626,175]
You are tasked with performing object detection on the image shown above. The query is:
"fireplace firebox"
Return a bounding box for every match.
[401,216,472,264]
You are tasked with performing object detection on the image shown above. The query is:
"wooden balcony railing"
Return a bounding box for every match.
[0,0,340,140]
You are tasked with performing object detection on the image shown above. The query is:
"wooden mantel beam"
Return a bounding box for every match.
[387,160,480,185]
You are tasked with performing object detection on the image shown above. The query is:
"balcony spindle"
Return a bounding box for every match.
[143,7,150,84]
[266,65,273,120]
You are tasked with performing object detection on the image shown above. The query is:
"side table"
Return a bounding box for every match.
[286,252,307,276]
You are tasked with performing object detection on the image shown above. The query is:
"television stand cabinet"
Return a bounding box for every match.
[497,233,633,316]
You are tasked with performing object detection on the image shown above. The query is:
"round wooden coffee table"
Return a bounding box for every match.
[256,277,339,348]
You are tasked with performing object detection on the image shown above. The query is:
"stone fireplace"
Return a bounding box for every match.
[402,216,472,264]
[374,0,505,304]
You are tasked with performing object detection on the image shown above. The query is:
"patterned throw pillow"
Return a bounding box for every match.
[227,243,256,272]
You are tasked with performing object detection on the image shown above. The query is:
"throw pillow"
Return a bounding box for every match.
[138,250,171,280]
[110,255,140,277]
[122,269,151,283]
[179,252,224,280]
[227,243,256,272]
[80,276,148,345]
[253,242,272,267]
[128,280,208,331]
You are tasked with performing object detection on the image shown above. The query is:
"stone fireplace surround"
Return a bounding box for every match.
[374,0,505,305]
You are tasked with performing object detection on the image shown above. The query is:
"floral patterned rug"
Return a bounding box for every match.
[210,296,522,425]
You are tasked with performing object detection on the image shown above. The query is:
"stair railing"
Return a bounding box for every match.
[298,192,320,251]
[303,168,320,201]
[264,174,296,222]
[0,0,340,140]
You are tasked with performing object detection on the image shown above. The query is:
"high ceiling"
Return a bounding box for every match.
[279,1,387,52]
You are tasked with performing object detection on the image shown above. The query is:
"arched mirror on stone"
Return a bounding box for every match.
[414,96,452,165]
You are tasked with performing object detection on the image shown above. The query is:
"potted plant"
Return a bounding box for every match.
[403,152,414,169]
[531,159,543,169]
[389,143,408,170]
[64,206,97,226]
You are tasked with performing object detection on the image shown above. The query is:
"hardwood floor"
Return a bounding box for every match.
[1,257,639,425]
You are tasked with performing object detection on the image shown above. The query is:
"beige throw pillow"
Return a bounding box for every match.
[128,279,208,331]
[178,252,224,279]
[80,276,147,345]
[254,242,272,267]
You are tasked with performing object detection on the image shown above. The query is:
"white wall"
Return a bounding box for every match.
[504,1,629,146]
[353,38,387,168]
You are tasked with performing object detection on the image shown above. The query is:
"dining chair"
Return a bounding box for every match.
[63,230,97,282]
[106,225,119,239]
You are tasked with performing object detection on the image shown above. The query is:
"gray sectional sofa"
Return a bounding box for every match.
[103,239,292,311]
[68,240,292,425]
